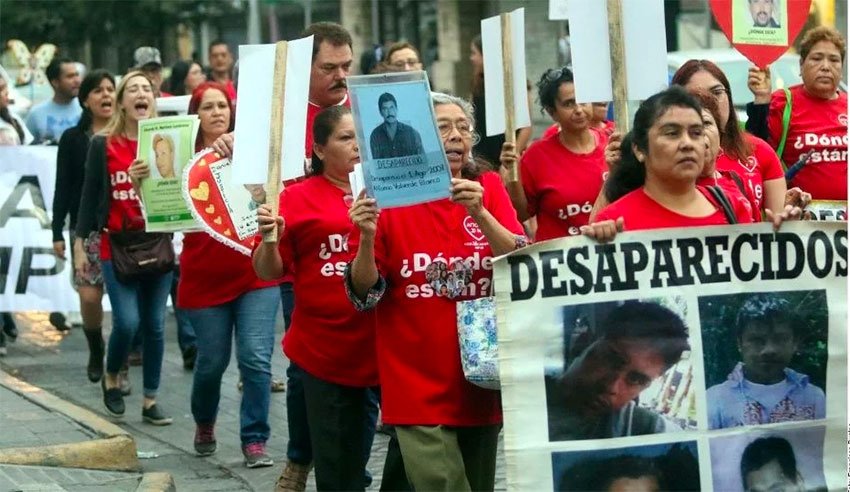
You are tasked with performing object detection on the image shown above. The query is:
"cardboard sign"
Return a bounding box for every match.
[709,0,812,68]
[481,8,531,136]
[182,148,258,256]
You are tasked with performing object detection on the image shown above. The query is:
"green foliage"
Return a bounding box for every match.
[699,290,829,390]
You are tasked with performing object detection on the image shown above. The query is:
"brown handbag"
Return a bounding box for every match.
[109,229,175,284]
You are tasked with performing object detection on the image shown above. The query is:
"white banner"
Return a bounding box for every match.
[0,146,109,312]
[494,222,846,491]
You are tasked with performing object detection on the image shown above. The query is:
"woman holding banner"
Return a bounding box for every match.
[75,71,174,425]
[254,106,379,490]
[501,67,607,241]
[53,69,116,383]
[671,59,786,218]
[347,93,526,491]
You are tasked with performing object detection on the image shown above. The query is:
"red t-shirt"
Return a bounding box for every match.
[542,121,614,140]
[520,131,608,241]
[305,94,350,158]
[697,171,757,222]
[101,136,144,260]
[223,80,237,102]
[714,134,783,214]
[278,175,377,388]
[596,186,753,230]
[353,171,524,425]
[768,84,848,201]
[178,232,280,309]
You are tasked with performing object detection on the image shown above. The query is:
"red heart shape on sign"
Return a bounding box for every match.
[709,0,811,68]
[183,148,257,256]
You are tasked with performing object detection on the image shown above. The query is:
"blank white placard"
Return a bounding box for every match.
[481,8,531,137]
[566,0,612,103]
[622,0,668,100]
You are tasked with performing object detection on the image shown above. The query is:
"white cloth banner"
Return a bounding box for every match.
[494,223,846,491]
[0,146,109,312]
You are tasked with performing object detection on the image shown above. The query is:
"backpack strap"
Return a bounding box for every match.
[776,88,792,171]
[707,186,738,225]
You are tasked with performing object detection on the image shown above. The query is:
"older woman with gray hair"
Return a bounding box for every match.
[347,92,526,491]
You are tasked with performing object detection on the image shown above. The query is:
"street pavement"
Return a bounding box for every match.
[0,310,507,491]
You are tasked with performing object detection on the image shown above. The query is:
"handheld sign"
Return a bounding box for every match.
[481,8,531,181]
[709,0,812,69]
[136,115,200,232]
[348,71,452,209]
[566,0,668,130]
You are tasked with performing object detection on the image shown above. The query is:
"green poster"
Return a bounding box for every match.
[137,115,200,232]
[733,0,788,46]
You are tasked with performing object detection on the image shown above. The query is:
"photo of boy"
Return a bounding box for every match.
[704,293,826,429]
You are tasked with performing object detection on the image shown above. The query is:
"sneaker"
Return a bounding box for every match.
[142,404,173,426]
[274,461,312,491]
[102,379,125,417]
[48,312,70,332]
[194,423,217,456]
[242,442,273,468]
[182,346,197,371]
[119,368,132,396]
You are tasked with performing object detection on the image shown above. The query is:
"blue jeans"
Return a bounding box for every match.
[281,282,312,464]
[101,261,172,398]
[187,286,279,445]
[171,266,196,353]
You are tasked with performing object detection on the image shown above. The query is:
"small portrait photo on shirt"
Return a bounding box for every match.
[732,0,788,46]
[709,425,827,492]
[700,290,828,431]
[551,441,700,491]
[543,298,696,442]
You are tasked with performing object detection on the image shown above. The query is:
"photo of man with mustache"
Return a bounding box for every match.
[748,0,781,28]
[546,301,690,441]
[707,295,825,429]
[369,92,425,159]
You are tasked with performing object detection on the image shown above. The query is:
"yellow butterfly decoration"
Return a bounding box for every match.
[6,39,56,86]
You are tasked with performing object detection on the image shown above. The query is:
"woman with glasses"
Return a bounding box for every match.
[347,93,526,491]
[671,59,786,218]
[501,67,608,241]
[254,106,378,491]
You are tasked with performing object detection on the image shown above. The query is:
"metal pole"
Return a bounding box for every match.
[371,0,379,45]
[248,0,261,44]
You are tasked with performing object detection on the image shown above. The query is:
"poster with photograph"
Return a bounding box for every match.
[732,0,788,46]
[137,115,200,231]
[493,222,846,491]
[348,71,451,209]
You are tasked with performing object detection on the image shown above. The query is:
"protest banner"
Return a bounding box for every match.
[494,222,846,491]
[182,148,259,256]
[566,0,668,130]
[0,146,110,311]
[137,115,200,232]
[348,71,452,209]
[481,8,531,182]
[709,0,812,68]
[231,36,312,186]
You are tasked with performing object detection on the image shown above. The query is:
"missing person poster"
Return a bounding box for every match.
[732,0,788,46]
[493,222,846,491]
[137,115,200,232]
[348,71,451,209]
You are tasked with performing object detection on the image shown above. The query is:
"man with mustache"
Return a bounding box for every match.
[707,295,825,429]
[369,92,424,159]
[748,0,780,28]
[547,301,689,441]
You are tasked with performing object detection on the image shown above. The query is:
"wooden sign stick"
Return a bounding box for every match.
[263,40,288,243]
[501,13,518,183]
[607,0,630,132]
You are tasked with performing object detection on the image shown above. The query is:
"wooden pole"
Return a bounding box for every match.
[501,13,518,182]
[607,0,630,132]
[263,40,288,243]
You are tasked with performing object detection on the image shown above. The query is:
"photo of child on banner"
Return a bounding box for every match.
[347,71,452,208]
[137,115,200,232]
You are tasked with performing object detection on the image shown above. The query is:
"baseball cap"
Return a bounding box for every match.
[134,47,162,68]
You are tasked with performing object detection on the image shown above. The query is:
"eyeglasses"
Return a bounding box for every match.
[391,59,421,69]
[437,120,473,138]
[708,86,727,97]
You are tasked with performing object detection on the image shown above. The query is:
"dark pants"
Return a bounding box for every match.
[302,369,375,491]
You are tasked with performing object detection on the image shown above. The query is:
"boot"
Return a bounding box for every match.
[83,328,104,383]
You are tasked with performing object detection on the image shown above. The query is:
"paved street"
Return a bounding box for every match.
[0,310,507,491]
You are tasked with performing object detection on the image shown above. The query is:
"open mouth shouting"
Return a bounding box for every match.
[133,99,150,118]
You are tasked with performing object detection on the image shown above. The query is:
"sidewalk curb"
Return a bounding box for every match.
[0,371,140,472]
[135,472,176,492]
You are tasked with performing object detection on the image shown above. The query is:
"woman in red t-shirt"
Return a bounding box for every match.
[74,72,173,425]
[156,82,279,466]
[503,67,608,241]
[347,93,526,491]
[254,106,378,490]
[672,59,786,216]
